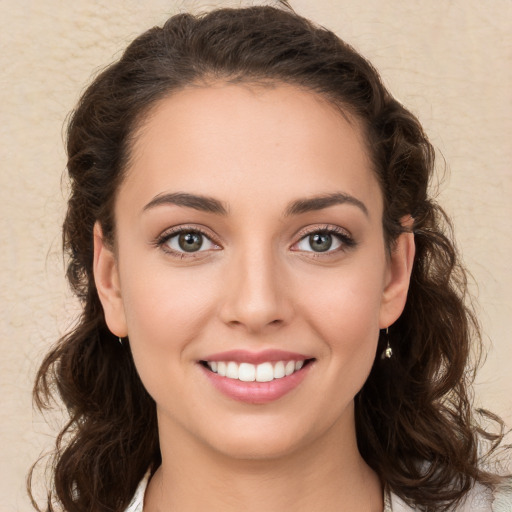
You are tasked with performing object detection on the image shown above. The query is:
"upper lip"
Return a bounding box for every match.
[200,349,313,365]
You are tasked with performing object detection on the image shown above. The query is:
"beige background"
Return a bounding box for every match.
[1,1,510,509]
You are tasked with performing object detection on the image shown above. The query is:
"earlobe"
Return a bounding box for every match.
[93,221,128,337]
[379,218,416,329]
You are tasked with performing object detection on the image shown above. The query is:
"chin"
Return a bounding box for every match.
[194,412,334,463]
[209,433,306,462]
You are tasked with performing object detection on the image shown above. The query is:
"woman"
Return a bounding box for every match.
[30,3,511,511]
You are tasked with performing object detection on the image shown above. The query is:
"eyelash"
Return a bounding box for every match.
[155,225,221,258]
[292,225,356,256]
[154,224,356,259]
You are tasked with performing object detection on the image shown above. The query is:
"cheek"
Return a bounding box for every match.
[294,254,386,377]
[117,260,221,388]
[299,261,385,337]
[121,258,218,337]
[308,283,382,369]
[307,289,381,408]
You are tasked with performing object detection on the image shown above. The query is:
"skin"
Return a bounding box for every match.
[94,83,415,511]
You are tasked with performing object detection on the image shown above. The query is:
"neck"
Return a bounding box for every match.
[144,406,383,512]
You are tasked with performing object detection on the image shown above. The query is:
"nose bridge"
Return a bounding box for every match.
[220,238,290,332]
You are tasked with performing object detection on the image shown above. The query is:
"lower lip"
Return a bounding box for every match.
[200,363,312,404]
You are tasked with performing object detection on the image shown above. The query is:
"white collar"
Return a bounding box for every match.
[124,471,509,511]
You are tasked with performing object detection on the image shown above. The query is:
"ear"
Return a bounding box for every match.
[379,217,415,329]
[93,221,128,337]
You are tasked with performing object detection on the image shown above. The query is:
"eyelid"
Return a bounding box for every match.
[153,223,355,258]
[154,224,222,258]
[290,224,356,254]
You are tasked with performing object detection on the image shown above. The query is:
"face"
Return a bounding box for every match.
[94,83,413,461]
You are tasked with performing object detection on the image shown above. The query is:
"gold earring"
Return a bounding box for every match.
[382,327,392,359]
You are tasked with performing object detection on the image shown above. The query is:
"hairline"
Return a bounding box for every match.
[108,77,382,252]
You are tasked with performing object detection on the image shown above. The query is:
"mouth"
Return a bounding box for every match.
[198,349,316,403]
[200,358,315,383]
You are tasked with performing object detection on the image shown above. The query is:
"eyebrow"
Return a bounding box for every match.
[142,191,368,217]
[143,192,229,215]
[284,192,368,217]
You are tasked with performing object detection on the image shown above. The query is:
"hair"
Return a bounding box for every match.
[30,4,508,512]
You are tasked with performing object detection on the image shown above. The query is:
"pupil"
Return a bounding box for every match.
[178,232,202,252]
[310,233,332,252]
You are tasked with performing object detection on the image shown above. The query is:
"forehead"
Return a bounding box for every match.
[120,82,381,218]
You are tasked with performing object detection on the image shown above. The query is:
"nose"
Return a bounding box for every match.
[218,247,293,334]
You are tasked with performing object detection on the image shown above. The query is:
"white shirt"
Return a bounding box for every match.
[124,472,512,511]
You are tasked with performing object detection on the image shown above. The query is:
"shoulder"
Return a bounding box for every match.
[124,472,150,512]
[456,479,512,512]
[123,474,512,512]
[388,478,512,511]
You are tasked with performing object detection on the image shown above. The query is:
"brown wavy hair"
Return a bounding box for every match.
[29,4,508,511]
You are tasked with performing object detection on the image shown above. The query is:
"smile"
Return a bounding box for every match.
[204,360,306,382]
[199,351,315,404]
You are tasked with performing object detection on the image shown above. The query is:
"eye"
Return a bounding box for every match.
[159,228,219,255]
[293,227,355,254]
[296,232,341,252]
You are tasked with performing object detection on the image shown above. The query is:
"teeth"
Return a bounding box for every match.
[255,362,273,382]
[239,363,256,382]
[217,361,226,377]
[285,360,295,376]
[205,360,307,382]
[274,361,285,379]
[226,361,239,379]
